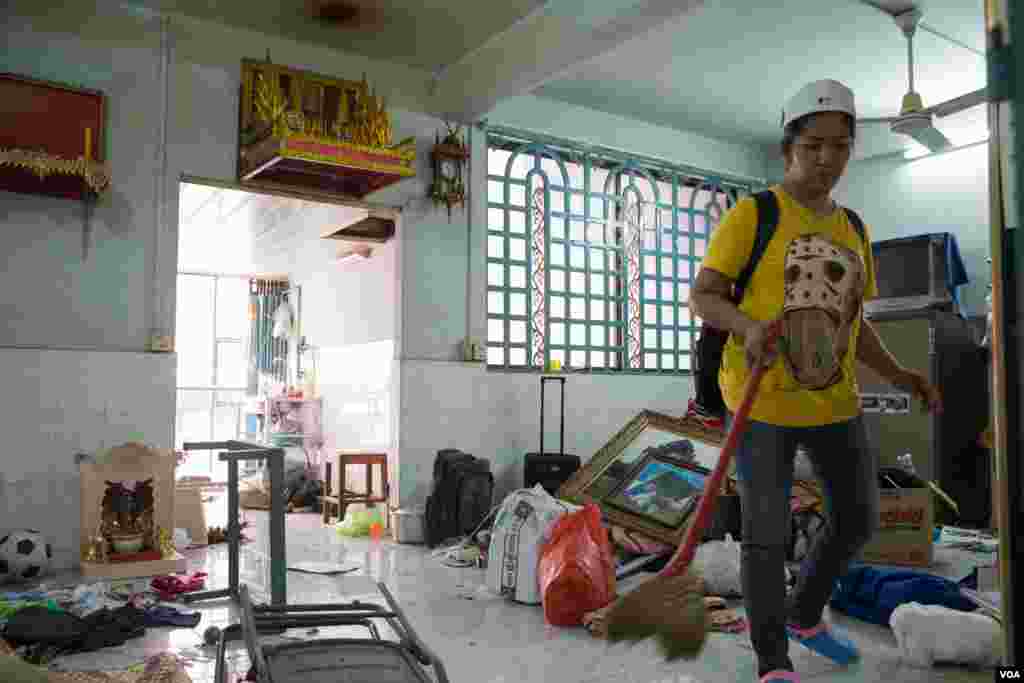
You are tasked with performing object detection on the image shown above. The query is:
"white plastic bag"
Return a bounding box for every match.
[890,602,1003,668]
[272,301,294,338]
[485,485,579,604]
[691,534,743,597]
[172,528,192,550]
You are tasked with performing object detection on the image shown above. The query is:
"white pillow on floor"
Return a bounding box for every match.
[890,602,1003,668]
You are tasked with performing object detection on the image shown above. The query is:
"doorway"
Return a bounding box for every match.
[172,179,399,493]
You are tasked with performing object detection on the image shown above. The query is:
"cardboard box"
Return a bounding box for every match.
[174,481,208,547]
[858,487,934,567]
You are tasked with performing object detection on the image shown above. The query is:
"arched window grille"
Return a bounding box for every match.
[485,127,762,373]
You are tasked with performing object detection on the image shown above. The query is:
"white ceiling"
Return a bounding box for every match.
[168,1,991,281]
[534,0,987,160]
[148,0,547,70]
[159,0,988,165]
[177,182,369,276]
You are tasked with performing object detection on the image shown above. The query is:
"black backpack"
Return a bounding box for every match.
[692,190,867,418]
[424,449,494,547]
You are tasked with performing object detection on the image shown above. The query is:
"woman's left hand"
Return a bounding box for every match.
[893,368,943,414]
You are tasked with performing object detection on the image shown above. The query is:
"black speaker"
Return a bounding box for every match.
[858,309,989,526]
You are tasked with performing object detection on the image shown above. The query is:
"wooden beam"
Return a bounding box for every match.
[322,216,395,243]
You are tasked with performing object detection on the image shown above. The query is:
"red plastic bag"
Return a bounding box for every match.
[538,503,616,626]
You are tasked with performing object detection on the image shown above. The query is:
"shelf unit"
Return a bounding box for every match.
[262,396,324,472]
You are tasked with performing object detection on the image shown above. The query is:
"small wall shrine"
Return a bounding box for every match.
[79,442,186,579]
[237,58,416,199]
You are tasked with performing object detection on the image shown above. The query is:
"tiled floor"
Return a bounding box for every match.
[42,511,996,683]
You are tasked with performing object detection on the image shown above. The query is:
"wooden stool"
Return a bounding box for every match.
[321,452,390,525]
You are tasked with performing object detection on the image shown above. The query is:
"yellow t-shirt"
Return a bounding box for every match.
[700,186,878,427]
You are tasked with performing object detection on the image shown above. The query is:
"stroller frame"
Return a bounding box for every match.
[214,582,449,683]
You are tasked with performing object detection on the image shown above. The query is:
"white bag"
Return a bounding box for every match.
[890,602,1003,668]
[690,534,791,597]
[485,485,579,604]
[691,534,743,597]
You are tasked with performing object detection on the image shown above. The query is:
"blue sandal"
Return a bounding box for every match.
[786,622,859,665]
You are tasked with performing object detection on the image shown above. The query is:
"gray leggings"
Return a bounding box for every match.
[730,414,879,675]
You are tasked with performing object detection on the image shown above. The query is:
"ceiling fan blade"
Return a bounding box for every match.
[907,125,953,152]
[859,116,899,124]
[922,88,988,118]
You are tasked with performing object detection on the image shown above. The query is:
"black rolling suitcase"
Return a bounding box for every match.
[524,376,581,496]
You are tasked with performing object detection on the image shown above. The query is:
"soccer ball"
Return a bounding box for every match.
[0,529,52,583]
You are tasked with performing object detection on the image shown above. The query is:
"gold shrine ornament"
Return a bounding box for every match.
[253,70,395,149]
[0,147,111,194]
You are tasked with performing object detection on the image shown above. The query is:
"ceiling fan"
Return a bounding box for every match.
[859,8,987,153]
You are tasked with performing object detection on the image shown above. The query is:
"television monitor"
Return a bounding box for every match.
[866,234,955,316]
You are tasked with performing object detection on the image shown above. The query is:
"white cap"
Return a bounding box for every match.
[781,79,856,129]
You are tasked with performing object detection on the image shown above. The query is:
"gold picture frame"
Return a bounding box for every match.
[605,456,708,530]
[558,411,727,545]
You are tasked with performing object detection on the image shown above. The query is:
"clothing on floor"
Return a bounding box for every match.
[69,582,112,617]
[733,414,878,677]
[78,605,148,651]
[3,604,148,656]
[2,606,87,647]
[1,593,48,603]
[143,605,201,628]
[151,572,207,601]
[829,564,978,627]
[0,600,61,625]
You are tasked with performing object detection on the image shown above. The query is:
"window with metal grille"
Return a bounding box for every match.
[485,127,761,373]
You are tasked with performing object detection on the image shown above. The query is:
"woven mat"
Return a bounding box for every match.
[1,642,191,683]
[50,655,191,683]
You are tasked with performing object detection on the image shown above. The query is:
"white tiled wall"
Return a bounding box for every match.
[396,359,697,507]
[0,350,175,570]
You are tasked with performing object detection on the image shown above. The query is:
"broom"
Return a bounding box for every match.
[603,322,782,661]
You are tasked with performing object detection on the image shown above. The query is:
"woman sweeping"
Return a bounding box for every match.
[690,79,943,683]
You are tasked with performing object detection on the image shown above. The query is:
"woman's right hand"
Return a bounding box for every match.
[742,320,780,370]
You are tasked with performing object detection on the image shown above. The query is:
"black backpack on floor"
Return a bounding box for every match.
[424,449,494,547]
[692,190,867,418]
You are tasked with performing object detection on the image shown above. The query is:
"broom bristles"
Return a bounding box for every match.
[603,340,776,663]
[604,570,708,661]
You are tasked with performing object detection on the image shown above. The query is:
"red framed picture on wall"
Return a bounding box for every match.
[0,72,110,199]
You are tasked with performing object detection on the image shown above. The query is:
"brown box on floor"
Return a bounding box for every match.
[858,487,934,567]
[174,479,208,546]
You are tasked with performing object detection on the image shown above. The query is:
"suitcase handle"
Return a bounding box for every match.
[540,376,565,456]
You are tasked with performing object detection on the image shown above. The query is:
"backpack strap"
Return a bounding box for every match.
[733,189,779,303]
[842,207,866,243]
[729,194,867,304]
[842,206,872,285]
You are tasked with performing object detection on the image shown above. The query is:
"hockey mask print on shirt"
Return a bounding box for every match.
[780,233,866,390]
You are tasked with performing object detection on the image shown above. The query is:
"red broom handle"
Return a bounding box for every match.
[659,321,781,578]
